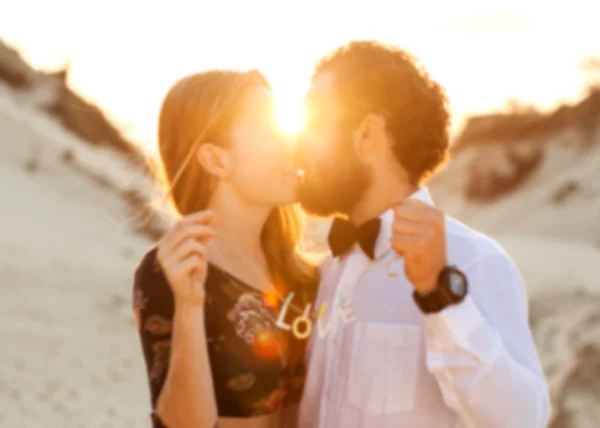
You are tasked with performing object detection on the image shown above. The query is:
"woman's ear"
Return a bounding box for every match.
[196,143,232,178]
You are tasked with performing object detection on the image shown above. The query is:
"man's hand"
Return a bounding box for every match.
[390,200,447,295]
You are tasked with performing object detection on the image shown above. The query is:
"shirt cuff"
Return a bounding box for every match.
[423,295,484,346]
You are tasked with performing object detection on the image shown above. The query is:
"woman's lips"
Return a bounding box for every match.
[282,167,303,177]
[282,168,305,185]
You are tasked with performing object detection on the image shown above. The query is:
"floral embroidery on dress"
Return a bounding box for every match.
[133,288,148,311]
[227,293,277,345]
[149,339,171,381]
[288,374,305,391]
[265,387,287,412]
[144,315,172,335]
[226,372,257,391]
[253,381,288,413]
[285,374,306,403]
[135,252,312,423]
[133,288,149,331]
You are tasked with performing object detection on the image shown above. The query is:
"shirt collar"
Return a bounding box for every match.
[373,186,435,260]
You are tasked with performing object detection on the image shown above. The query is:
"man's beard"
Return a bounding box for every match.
[297,137,371,217]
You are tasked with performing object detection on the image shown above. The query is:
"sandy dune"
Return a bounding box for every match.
[0,85,155,428]
[497,235,600,294]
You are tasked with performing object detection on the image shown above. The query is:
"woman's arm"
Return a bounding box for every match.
[135,210,219,428]
[151,211,219,428]
[156,301,218,428]
[134,255,219,428]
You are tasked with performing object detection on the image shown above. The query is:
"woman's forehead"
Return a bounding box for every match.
[238,86,275,121]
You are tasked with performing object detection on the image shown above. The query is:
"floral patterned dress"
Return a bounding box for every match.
[132,247,313,427]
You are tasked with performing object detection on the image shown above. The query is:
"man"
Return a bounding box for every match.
[295,41,550,428]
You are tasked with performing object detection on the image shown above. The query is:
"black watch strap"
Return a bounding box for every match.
[413,266,468,314]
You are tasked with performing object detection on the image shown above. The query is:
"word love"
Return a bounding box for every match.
[275,292,357,340]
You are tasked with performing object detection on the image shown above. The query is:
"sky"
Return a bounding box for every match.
[0,0,599,154]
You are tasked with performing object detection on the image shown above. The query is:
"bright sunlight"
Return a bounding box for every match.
[274,93,305,136]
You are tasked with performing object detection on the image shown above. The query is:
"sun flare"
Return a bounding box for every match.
[276,102,304,136]
[274,90,305,136]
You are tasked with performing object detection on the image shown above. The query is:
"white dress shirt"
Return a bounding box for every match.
[298,187,550,428]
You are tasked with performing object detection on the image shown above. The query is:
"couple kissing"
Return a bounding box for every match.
[132,40,550,428]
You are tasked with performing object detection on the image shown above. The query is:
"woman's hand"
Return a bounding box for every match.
[156,210,217,307]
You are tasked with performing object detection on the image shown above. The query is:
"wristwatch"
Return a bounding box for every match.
[412,266,468,314]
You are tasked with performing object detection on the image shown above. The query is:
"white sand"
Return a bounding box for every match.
[430,137,600,247]
[496,234,600,294]
[0,84,155,428]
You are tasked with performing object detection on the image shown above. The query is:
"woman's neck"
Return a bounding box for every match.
[206,190,273,289]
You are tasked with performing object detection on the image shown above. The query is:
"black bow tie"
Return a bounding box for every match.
[327,217,382,259]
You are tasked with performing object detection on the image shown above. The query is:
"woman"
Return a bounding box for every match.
[132,69,318,428]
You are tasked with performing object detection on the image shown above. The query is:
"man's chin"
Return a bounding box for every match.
[296,167,365,216]
[297,188,339,217]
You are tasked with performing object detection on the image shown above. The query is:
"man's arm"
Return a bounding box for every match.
[423,252,551,428]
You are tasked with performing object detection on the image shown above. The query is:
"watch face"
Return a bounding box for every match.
[448,271,466,297]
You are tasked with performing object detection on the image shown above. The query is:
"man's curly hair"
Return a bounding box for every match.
[313,41,451,186]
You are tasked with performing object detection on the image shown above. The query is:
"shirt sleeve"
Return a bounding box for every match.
[132,249,175,428]
[422,252,551,428]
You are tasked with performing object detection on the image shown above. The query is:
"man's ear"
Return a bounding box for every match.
[353,113,387,156]
[196,143,232,178]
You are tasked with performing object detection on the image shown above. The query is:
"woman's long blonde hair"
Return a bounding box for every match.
[155,69,318,300]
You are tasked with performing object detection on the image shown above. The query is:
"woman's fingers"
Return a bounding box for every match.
[173,238,207,262]
[176,254,207,303]
[161,238,206,272]
[165,220,217,250]
[180,209,215,225]
[155,211,215,306]
[157,215,216,265]
[176,224,218,245]
[176,254,204,276]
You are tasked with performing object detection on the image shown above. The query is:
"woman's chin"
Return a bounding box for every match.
[273,189,299,207]
[278,177,301,205]
[280,193,300,206]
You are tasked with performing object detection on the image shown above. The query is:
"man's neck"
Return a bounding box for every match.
[349,175,417,226]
